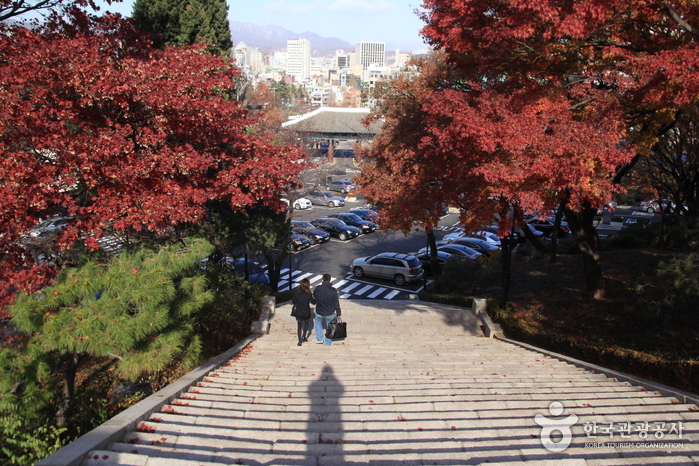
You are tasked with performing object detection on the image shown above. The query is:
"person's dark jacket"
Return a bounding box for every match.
[292,288,316,320]
[313,281,341,316]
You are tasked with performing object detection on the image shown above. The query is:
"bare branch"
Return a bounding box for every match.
[661,0,699,38]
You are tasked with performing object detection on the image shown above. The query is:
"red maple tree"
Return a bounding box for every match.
[0,14,304,310]
[359,0,699,299]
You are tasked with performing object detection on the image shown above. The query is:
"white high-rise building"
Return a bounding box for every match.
[355,41,385,69]
[286,38,311,82]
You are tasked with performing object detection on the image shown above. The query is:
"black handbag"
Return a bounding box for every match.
[325,316,347,340]
[290,305,300,317]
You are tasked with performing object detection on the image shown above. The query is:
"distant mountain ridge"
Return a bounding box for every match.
[230,22,353,56]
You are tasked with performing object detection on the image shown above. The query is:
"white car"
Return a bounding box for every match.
[444,230,465,242]
[474,230,502,247]
[282,197,312,210]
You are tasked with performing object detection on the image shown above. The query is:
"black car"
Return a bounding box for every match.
[525,217,569,237]
[449,237,500,255]
[329,213,377,234]
[350,209,379,224]
[289,232,312,252]
[310,218,360,241]
[414,251,454,275]
[291,220,330,244]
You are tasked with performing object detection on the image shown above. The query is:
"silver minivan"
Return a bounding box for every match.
[351,252,424,285]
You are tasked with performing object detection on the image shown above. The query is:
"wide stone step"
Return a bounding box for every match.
[69,300,699,465]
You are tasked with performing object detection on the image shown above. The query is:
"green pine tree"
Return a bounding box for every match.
[7,238,215,428]
[132,0,232,56]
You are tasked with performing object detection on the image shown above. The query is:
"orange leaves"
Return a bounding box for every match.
[136,423,156,433]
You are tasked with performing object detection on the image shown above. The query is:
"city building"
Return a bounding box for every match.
[394,49,412,69]
[335,50,350,69]
[355,41,385,70]
[286,38,311,82]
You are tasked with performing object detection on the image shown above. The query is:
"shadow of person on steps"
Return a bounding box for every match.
[307,365,345,464]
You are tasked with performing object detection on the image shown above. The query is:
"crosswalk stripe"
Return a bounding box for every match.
[340,282,361,293]
[275,274,408,300]
[354,285,374,296]
[383,290,400,299]
[277,280,291,289]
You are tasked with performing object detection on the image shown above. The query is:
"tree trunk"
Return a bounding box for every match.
[263,248,285,291]
[521,223,550,253]
[426,227,441,277]
[501,233,513,307]
[56,352,80,428]
[564,204,605,299]
[549,198,568,264]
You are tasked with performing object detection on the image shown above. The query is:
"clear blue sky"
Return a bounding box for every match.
[93,0,430,52]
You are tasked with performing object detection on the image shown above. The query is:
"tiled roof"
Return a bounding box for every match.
[281,107,382,136]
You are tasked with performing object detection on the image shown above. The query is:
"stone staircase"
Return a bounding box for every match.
[75,300,697,465]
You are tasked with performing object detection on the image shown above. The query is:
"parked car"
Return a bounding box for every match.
[326,180,357,194]
[291,220,330,244]
[419,244,481,262]
[201,256,270,285]
[444,230,466,242]
[329,213,377,234]
[289,232,312,252]
[517,224,546,240]
[310,217,360,241]
[524,217,569,237]
[641,199,675,214]
[449,237,500,255]
[282,197,312,210]
[473,230,502,247]
[350,208,379,224]
[27,216,72,238]
[351,252,424,285]
[414,251,454,275]
[306,191,346,207]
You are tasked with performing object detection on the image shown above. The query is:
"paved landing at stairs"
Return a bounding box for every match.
[82,300,697,465]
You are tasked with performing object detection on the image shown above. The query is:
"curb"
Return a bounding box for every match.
[250,296,276,334]
[471,297,503,338]
[37,297,277,466]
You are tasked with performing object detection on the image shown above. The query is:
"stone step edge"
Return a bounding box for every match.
[496,335,699,406]
[36,334,262,466]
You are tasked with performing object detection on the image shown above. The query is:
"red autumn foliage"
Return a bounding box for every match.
[359,0,699,298]
[0,15,304,312]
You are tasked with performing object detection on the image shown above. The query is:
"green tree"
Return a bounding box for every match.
[7,238,215,428]
[132,0,233,56]
[204,201,292,290]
